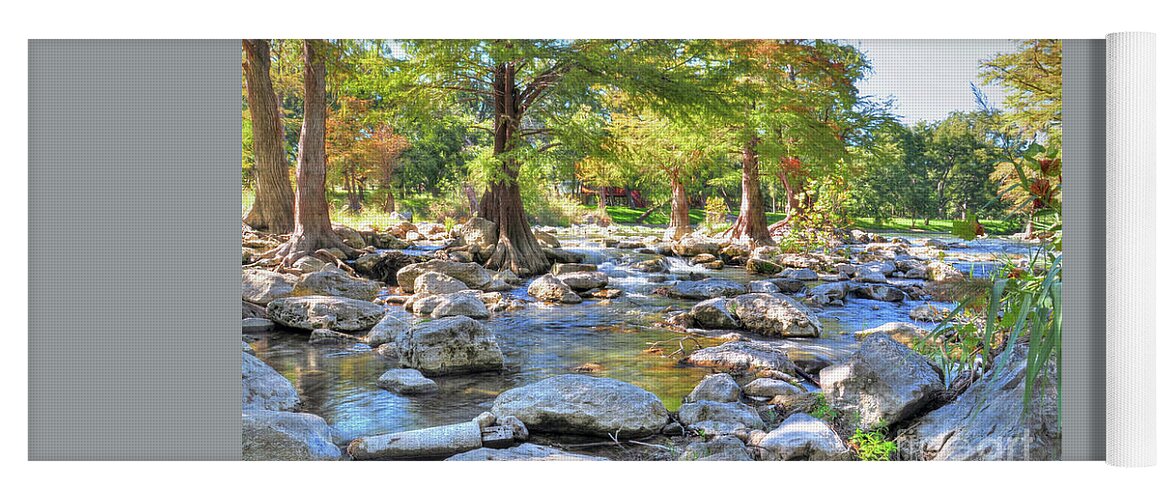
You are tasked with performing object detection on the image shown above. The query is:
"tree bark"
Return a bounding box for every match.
[477,62,549,276]
[666,174,692,240]
[768,164,802,232]
[268,40,356,266]
[727,136,775,245]
[242,39,295,234]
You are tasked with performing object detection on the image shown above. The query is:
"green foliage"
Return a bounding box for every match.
[702,197,729,231]
[810,393,841,421]
[849,426,898,461]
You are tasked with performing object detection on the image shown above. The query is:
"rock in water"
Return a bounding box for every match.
[689,297,742,330]
[742,378,803,399]
[556,271,609,292]
[756,413,849,460]
[397,315,504,375]
[926,261,965,282]
[676,401,766,436]
[678,436,753,461]
[446,443,607,461]
[895,343,1060,460]
[457,217,498,250]
[266,295,385,331]
[852,284,906,302]
[413,271,469,296]
[429,293,490,319]
[685,373,742,403]
[667,278,748,300]
[377,368,439,395]
[551,263,597,275]
[492,375,669,438]
[242,269,297,305]
[855,322,931,347]
[527,274,582,304]
[681,342,799,378]
[348,421,483,460]
[293,266,380,301]
[242,352,299,412]
[820,333,944,432]
[730,293,822,338]
[242,317,274,334]
[242,409,342,461]
[364,314,412,347]
[397,260,493,292]
[779,268,819,281]
[745,258,782,275]
[909,304,949,322]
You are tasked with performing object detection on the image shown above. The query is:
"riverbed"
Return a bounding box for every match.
[249,226,1036,444]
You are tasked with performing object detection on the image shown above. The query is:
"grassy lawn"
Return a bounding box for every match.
[849,216,1017,235]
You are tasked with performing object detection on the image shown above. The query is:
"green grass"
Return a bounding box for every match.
[244,188,458,229]
[849,216,1017,235]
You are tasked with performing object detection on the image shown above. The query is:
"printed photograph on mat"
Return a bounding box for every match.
[241,39,1062,461]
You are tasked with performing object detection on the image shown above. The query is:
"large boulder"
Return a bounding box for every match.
[756,413,849,461]
[446,443,607,461]
[667,278,747,300]
[242,352,299,412]
[676,401,766,435]
[896,344,1060,460]
[491,375,669,438]
[730,293,822,338]
[685,373,741,403]
[364,313,412,347]
[332,224,367,248]
[672,235,720,257]
[242,269,297,305]
[681,342,798,378]
[413,271,470,296]
[430,293,490,319]
[457,216,498,250]
[397,260,493,292]
[397,315,504,375]
[689,298,742,330]
[533,229,561,248]
[242,409,342,461]
[557,271,609,292]
[267,296,385,332]
[821,333,944,431]
[293,266,380,301]
[527,275,582,304]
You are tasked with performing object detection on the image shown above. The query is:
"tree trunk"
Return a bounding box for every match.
[345,170,362,212]
[463,183,479,214]
[477,62,549,276]
[666,174,691,240]
[383,189,396,213]
[727,136,775,245]
[268,40,356,266]
[769,165,802,232]
[242,39,295,234]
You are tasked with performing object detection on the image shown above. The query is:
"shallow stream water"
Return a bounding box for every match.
[250,227,1036,443]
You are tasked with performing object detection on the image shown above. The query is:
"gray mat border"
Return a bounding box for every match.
[28,40,241,460]
[1062,38,1106,461]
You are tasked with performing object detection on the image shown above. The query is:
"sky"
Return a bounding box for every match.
[848,39,1019,125]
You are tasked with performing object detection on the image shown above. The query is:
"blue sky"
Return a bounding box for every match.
[848,39,1019,125]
